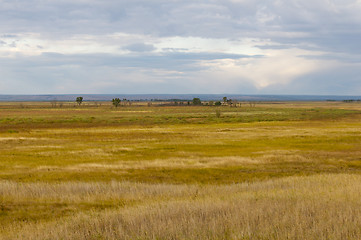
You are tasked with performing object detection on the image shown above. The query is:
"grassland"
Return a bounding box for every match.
[1,101,361,239]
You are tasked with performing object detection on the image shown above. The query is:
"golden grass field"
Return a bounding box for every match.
[0,101,361,239]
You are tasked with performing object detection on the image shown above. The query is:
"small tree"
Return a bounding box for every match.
[227,99,233,106]
[76,97,83,105]
[192,98,202,105]
[112,98,121,107]
[50,100,57,108]
[223,97,228,103]
[215,101,222,106]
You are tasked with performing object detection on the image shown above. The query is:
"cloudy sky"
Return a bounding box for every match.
[1,0,361,95]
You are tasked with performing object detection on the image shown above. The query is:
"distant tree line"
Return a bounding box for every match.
[48,96,259,108]
[188,97,251,107]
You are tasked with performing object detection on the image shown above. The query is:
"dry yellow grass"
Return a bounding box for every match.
[1,102,361,239]
[1,174,361,239]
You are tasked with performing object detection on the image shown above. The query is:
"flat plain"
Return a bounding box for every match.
[1,101,361,239]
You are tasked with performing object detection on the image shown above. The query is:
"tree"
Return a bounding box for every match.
[215,101,221,106]
[223,97,228,103]
[227,99,233,106]
[112,98,121,107]
[192,98,202,105]
[76,97,83,105]
[50,100,57,108]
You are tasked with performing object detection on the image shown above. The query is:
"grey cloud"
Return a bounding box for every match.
[299,53,361,64]
[0,51,261,94]
[0,1,298,37]
[1,0,361,54]
[9,41,17,48]
[260,65,361,95]
[1,34,17,38]
[1,53,360,95]
[162,48,189,52]
[255,44,295,50]
[123,43,155,52]
[257,0,361,54]
[9,51,258,71]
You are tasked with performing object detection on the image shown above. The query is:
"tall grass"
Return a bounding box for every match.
[1,174,361,239]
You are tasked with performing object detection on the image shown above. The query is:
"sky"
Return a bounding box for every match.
[1,0,361,95]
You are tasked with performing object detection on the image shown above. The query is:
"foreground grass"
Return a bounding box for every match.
[1,174,361,239]
[1,101,361,239]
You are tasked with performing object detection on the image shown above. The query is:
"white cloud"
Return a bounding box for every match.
[180,47,341,93]
[231,49,327,89]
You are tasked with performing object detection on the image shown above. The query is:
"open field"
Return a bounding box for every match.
[1,101,361,239]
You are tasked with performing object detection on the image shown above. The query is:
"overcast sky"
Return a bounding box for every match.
[1,0,361,95]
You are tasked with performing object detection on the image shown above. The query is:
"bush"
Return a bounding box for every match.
[192,98,202,105]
